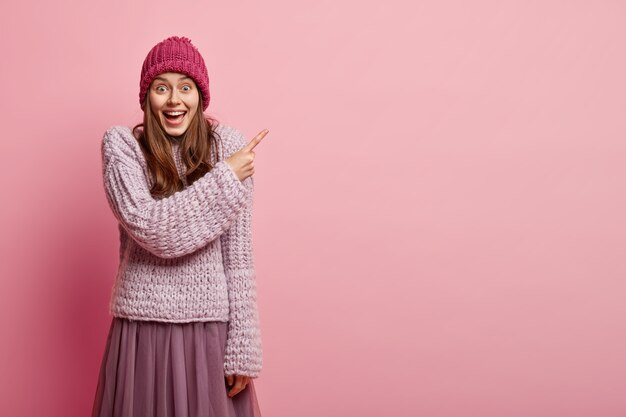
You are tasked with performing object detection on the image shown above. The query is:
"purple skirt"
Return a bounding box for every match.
[91,317,262,417]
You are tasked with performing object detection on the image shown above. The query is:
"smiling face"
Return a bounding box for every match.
[148,72,200,137]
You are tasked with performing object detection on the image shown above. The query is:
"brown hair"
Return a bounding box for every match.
[131,93,224,199]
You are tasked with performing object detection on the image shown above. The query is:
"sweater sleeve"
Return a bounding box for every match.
[220,129,263,378]
[101,126,250,259]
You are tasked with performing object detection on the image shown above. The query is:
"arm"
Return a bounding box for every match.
[101,126,250,259]
[220,130,263,378]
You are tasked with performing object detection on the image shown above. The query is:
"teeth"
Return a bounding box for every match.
[165,111,185,116]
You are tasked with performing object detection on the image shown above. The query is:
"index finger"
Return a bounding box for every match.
[244,129,269,151]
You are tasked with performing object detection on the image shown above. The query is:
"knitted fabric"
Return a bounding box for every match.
[100,124,262,378]
[139,36,211,111]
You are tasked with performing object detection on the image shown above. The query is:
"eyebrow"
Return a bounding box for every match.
[153,75,192,83]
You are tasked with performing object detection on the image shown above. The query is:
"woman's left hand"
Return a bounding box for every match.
[225,374,250,397]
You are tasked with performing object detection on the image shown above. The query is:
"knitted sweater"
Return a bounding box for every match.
[100,124,262,378]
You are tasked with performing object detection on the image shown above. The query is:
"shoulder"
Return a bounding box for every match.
[213,123,247,159]
[101,125,143,165]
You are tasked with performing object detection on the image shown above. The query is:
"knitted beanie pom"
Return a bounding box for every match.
[139,36,211,111]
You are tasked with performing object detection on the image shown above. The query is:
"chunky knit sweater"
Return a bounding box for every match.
[100,124,262,378]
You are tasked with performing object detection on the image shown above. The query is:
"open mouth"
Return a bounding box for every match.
[163,111,187,125]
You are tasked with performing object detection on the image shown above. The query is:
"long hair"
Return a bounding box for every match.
[131,93,224,199]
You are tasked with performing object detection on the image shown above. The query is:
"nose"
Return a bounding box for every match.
[167,89,181,105]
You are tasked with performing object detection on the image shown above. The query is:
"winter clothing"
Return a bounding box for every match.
[100,124,262,378]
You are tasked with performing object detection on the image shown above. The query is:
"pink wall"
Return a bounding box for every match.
[1,1,625,416]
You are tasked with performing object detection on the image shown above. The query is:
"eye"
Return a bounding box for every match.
[156,85,167,93]
[182,85,192,92]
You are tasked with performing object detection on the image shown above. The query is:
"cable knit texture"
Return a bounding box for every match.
[100,124,262,378]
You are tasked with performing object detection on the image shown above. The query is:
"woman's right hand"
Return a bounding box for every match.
[226,129,269,182]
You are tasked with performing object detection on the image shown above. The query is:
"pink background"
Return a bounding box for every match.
[1,1,625,416]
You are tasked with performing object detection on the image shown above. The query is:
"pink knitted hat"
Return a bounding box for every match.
[139,36,210,111]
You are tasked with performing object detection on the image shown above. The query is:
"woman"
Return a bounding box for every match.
[92,35,268,417]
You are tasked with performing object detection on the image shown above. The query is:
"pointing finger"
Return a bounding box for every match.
[245,129,269,151]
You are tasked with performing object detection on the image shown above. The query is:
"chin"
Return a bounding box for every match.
[160,117,191,137]
[164,126,189,136]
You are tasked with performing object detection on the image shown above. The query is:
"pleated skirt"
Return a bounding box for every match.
[91,317,262,417]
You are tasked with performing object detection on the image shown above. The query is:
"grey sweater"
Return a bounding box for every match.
[100,124,262,378]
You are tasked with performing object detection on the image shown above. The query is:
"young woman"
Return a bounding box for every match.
[91,36,268,417]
